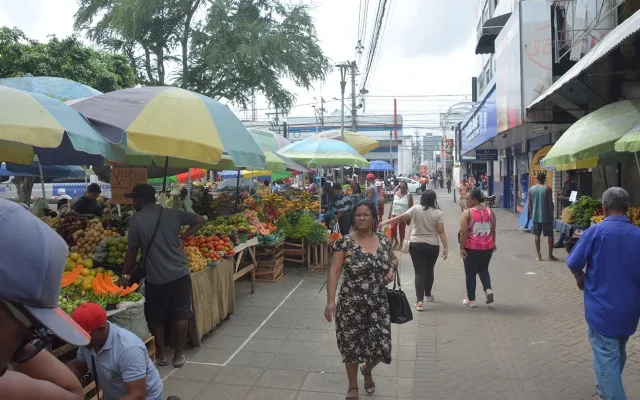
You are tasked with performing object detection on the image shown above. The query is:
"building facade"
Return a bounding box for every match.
[460,0,637,213]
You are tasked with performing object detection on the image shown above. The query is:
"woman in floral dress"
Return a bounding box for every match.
[325,199,398,400]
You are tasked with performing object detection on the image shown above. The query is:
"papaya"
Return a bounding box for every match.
[61,265,84,288]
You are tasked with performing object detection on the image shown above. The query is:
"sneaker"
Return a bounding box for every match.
[485,289,494,304]
[414,302,424,311]
[462,298,476,307]
[425,295,435,302]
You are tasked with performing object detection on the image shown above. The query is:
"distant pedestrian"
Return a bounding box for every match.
[446,176,452,193]
[567,187,640,400]
[375,181,386,222]
[459,189,496,307]
[528,172,557,261]
[555,171,577,248]
[386,181,413,248]
[380,189,448,311]
[458,179,470,212]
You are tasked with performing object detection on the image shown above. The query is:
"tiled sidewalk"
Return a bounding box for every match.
[157,191,640,399]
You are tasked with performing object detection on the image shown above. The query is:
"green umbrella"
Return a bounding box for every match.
[614,122,640,153]
[543,99,640,167]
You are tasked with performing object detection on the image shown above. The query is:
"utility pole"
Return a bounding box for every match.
[350,61,357,132]
[389,130,393,172]
[337,62,349,182]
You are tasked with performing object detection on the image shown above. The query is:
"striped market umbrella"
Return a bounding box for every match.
[70,86,265,169]
[0,76,102,102]
[315,130,379,155]
[0,85,125,166]
[278,137,370,168]
[248,127,291,152]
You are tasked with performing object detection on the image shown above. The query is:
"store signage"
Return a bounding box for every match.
[460,88,497,155]
[529,145,553,188]
[110,167,148,204]
[475,149,498,161]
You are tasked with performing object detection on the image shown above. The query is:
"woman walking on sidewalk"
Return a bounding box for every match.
[459,189,497,307]
[380,189,448,311]
[387,181,413,248]
[325,200,397,400]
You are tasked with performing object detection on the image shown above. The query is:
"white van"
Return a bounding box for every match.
[0,177,112,203]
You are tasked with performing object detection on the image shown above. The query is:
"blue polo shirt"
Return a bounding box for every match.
[567,216,640,338]
[77,322,163,400]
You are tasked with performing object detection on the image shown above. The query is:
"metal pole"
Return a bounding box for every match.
[338,63,348,183]
[389,130,393,172]
[38,160,47,206]
[350,61,357,132]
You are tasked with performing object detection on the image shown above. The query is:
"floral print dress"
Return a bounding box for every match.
[333,232,392,364]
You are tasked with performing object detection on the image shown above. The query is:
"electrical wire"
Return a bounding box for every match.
[360,0,388,92]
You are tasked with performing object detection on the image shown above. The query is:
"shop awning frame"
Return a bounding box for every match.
[475,13,512,55]
[528,9,640,110]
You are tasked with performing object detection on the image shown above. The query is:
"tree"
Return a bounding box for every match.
[0,27,137,93]
[0,27,137,203]
[74,0,331,113]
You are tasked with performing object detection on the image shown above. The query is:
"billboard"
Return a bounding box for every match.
[495,10,521,133]
[460,87,497,155]
[495,1,552,133]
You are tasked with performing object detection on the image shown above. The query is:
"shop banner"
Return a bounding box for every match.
[476,149,498,161]
[496,0,553,133]
[110,168,148,204]
[460,88,498,155]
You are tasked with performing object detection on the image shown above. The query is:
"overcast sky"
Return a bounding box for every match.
[0,0,478,128]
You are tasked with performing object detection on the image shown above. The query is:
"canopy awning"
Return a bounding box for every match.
[475,13,512,55]
[528,9,640,109]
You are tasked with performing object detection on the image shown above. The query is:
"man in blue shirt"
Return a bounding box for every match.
[68,303,164,400]
[567,187,640,400]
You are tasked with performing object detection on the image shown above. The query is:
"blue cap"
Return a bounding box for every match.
[0,199,90,346]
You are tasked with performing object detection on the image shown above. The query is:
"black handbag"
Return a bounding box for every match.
[130,208,164,284]
[385,266,413,324]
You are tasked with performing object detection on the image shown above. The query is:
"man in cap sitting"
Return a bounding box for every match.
[0,199,91,399]
[68,303,163,400]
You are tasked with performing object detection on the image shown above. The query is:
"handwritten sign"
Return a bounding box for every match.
[569,191,577,202]
[110,168,148,204]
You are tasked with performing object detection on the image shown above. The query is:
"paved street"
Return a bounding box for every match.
[157,189,640,400]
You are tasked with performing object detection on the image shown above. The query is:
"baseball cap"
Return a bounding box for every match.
[124,184,156,201]
[72,303,107,334]
[0,199,90,346]
[366,173,375,179]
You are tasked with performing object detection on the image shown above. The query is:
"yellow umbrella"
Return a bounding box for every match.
[315,130,379,155]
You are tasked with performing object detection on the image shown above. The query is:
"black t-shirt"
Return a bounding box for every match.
[561,181,576,208]
[71,196,102,217]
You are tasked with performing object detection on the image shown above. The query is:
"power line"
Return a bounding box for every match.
[360,0,388,92]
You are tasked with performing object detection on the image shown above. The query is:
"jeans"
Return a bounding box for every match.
[462,249,492,301]
[390,218,406,242]
[409,242,440,302]
[588,326,628,400]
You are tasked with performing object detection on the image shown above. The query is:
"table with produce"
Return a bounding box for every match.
[559,196,640,252]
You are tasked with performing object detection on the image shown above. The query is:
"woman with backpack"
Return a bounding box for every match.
[459,189,497,307]
[379,189,448,311]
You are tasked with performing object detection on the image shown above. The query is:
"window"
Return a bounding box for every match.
[482,0,490,24]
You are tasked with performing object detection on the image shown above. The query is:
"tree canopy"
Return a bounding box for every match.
[0,27,137,92]
[74,0,331,112]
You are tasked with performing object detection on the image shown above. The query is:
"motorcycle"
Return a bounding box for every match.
[484,194,497,208]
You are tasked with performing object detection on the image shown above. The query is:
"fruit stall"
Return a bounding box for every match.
[559,196,640,252]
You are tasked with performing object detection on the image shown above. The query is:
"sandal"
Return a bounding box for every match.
[360,365,376,394]
[156,358,170,367]
[173,355,186,368]
[346,386,359,400]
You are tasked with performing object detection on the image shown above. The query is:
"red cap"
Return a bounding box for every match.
[71,303,107,334]
[366,173,375,179]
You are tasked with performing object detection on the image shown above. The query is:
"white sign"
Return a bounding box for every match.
[569,191,578,202]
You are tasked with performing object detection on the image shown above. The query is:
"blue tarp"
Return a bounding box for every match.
[362,160,394,172]
[2,162,86,178]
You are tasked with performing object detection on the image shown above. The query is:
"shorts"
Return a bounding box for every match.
[532,222,553,237]
[145,273,192,325]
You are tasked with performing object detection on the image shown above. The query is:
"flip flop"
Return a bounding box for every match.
[156,359,170,367]
[173,355,186,368]
[549,256,559,261]
[535,257,542,261]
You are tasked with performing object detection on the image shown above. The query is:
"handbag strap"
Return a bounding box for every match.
[91,355,101,400]
[140,208,164,269]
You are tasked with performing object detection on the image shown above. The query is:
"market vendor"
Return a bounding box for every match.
[68,303,163,400]
[71,183,104,217]
[555,171,577,248]
[121,184,205,369]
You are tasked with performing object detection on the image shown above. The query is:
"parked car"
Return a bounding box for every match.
[398,177,421,194]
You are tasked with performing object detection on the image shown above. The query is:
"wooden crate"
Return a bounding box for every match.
[255,242,285,282]
[283,238,308,266]
[308,242,330,269]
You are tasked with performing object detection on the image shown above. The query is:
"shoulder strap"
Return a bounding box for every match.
[91,355,102,400]
[141,208,164,269]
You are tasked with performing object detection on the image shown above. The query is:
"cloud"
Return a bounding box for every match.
[383,0,477,59]
[0,0,76,41]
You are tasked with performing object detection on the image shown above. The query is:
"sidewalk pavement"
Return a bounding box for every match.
[156,189,640,400]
